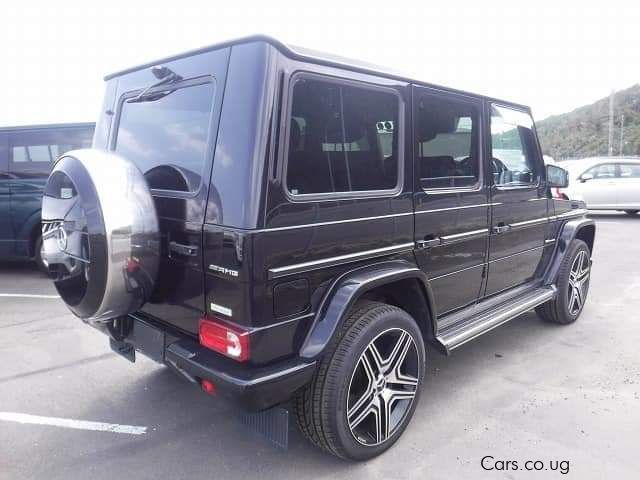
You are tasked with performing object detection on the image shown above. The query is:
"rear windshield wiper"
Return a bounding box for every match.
[128,66,183,103]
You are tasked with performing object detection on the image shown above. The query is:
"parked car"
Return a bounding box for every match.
[559,157,640,214]
[0,123,94,269]
[41,35,594,460]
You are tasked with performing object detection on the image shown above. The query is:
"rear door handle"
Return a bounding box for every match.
[416,237,442,249]
[169,241,199,257]
[492,224,511,234]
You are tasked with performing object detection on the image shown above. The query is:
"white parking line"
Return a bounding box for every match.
[0,293,60,299]
[0,412,147,435]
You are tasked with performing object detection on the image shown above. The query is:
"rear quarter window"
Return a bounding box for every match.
[285,76,401,197]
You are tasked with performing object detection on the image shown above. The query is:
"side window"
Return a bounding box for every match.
[415,95,479,189]
[286,77,400,196]
[490,105,540,187]
[618,163,640,178]
[585,163,616,179]
[9,128,93,176]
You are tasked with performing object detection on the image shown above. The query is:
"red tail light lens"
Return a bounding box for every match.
[199,316,250,362]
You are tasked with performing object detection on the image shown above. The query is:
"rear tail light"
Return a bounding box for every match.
[199,316,250,362]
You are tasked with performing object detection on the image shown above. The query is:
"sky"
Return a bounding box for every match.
[1,1,639,127]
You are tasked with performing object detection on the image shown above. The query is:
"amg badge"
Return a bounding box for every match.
[208,264,239,278]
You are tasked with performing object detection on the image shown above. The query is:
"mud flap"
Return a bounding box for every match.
[240,406,289,450]
[110,338,136,362]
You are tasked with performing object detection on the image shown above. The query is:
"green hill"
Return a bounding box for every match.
[536,84,640,159]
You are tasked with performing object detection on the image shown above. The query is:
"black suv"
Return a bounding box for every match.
[42,36,595,460]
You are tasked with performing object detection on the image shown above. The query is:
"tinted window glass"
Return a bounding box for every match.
[618,163,640,178]
[416,95,479,189]
[491,105,540,186]
[9,128,93,175]
[585,163,616,179]
[115,81,214,192]
[286,78,399,195]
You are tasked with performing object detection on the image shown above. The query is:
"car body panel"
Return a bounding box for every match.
[103,46,231,336]
[0,132,11,256]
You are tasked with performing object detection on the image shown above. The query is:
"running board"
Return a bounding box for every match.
[436,286,557,353]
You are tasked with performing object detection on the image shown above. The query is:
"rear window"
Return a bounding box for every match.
[114,81,215,193]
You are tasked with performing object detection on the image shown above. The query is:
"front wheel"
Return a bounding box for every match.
[536,239,591,324]
[293,301,426,460]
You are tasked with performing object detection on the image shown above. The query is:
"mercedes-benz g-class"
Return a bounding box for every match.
[41,35,595,460]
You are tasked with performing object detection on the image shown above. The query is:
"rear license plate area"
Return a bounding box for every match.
[110,318,166,363]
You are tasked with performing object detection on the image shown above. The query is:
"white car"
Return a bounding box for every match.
[559,157,640,215]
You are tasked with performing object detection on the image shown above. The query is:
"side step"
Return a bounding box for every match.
[436,286,556,353]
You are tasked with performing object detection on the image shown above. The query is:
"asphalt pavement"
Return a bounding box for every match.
[1,212,638,479]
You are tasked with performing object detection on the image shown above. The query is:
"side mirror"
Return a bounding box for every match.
[547,164,569,188]
[580,173,594,183]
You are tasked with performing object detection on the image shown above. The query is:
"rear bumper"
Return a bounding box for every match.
[105,315,316,411]
[165,339,316,410]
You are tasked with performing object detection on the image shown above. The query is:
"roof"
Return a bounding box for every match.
[0,122,95,133]
[560,156,640,174]
[104,34,530,111]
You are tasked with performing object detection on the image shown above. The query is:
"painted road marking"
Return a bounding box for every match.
[0,293,60,299]
[0,412,147,435]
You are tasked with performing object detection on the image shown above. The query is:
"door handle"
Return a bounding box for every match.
[492,224,511,234]
[416,237,442,249]
[169,241,199,257]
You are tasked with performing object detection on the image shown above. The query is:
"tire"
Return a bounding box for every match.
[536,239,591,324]
[33,235,48,273]
[293,301,426,460]
[624,210,639,216]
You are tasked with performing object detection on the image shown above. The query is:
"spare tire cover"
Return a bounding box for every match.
[42,149,160,322]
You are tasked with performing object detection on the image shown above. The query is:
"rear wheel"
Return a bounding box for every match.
[624,210,639,216]
[536,239,591,324]
[293,301,425,460]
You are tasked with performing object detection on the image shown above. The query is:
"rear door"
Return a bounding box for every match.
[486,104,548,296]
[8,127,92,257]
[614,163,640,210]
[0,132,11,256]
[412,86,490,316]
[109,49,229,335]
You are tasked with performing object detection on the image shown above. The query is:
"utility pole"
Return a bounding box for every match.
[608,90,615,157]
[619,113,625,156]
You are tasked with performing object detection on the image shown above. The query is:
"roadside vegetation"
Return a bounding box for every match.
[537,84,640,159]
